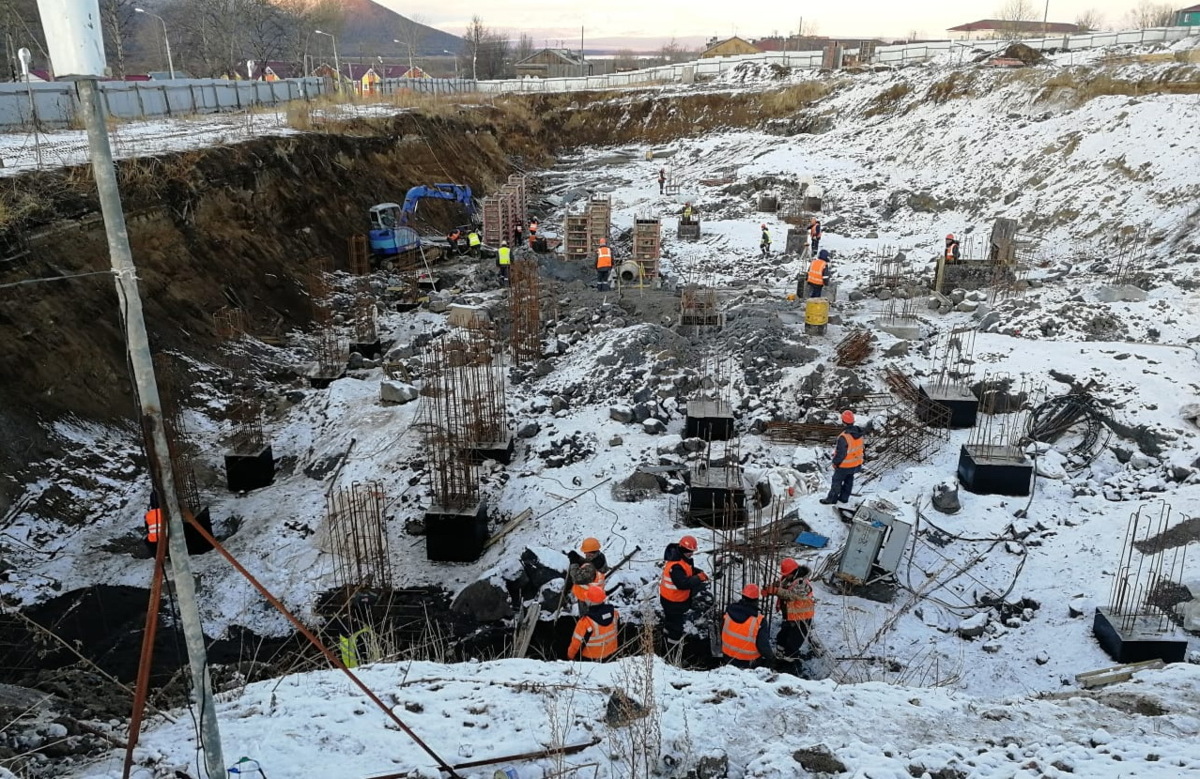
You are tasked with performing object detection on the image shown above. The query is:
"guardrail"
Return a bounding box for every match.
[0,77,328,130]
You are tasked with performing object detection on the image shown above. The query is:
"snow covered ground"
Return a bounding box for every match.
[4,37,1200,779]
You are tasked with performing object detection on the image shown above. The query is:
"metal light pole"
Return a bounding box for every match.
[315,29,340,91]
[394,37,414,75]
[35,2,223,777]
[1043,0,1050,38]
[135,7,174,79]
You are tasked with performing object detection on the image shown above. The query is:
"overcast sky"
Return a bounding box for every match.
[379,0,1164,45]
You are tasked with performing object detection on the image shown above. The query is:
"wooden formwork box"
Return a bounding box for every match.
[587,196,611,252]
[564,213,591,261]
[633,218,661,278]
[508,174,527,224]
[482,196,505,245]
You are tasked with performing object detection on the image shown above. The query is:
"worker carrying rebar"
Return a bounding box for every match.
[720,583,774,669]
[820,410,864,506]
[760,223,771,258]
[806,249,830,297]
[763,559,815,673]
[596,237,613,289]
[568,538,608,616]
[567,585,619,662]
[467,230,481,257]
[809,217,823,254]
[497,240,511,285]
[528,218,539,249]
[944,233,960,264]
[658,167,666,195]
[659,534,709,646]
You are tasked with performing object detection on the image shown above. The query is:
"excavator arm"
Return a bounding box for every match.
[399,183,477,225]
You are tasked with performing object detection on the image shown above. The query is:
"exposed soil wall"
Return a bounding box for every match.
[0,87,827,508]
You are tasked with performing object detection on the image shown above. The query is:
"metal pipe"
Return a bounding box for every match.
[77,78,224,779]
[123,543,166,778]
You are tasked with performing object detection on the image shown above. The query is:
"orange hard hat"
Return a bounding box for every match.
[742,583,761,599]
[841,410,855,424]
[946,233,955,240]
[584,584,606,604]
[581,537,601,554]
[761,223,768,229]
[679,535,698,552]
[781,558,799,576]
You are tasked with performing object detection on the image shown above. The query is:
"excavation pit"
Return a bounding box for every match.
[685,399,735,441]
[351,340,383,359]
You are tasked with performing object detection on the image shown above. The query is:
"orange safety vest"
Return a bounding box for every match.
[809,222,821,238]
[144,509,162,543]
[807,258,827,286]
[596,246,613,269]
[571,570,607,602]
[569,612,619,660]
[529,222,538,235]
[659,559,693,602]
[945,242,958,262]
[837,431,864,469]
[721,613,763,661]
[782,581,816,621]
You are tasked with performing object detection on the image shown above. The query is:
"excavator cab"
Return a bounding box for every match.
[368,203,420,258]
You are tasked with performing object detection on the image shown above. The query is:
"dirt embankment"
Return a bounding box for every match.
[0,86,826,508]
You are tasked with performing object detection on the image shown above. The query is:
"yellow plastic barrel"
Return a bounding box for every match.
[804,298,829,326]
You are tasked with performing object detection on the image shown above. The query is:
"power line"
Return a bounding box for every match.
[0,270,114,291]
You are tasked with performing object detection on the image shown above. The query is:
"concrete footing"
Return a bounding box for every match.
[224,445,275,493]
[919,385,979,428]
[685,400,734,441]
[425,501,489,562]
[470,435,515,465]
[688,465,746,528]
[957,444,1032,496]
[1092,607,1187,664]
[874,317,922,340]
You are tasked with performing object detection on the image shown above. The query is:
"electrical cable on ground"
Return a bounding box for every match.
[0,270,114,290]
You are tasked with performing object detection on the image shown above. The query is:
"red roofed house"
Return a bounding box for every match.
[947,20,1081,39]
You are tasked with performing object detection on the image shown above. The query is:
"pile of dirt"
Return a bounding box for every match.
[1002,43,1048,65]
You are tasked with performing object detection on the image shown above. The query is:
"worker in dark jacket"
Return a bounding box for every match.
[820,411,864,505]
[809,217,823,255]
[659,534,708,645]
[567,585,619,661]
[760,224,771,258]
[720,584,774,668]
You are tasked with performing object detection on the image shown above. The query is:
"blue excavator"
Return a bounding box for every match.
[368,183,478,258]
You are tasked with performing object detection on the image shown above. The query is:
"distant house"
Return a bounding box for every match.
[700,36,761,58]
[515,49,591,78]
[1177,5,1200,25]
[947,20,1081,39]
[399,65,431,78]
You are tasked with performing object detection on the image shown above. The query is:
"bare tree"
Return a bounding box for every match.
[239,0,293,77]
[100,0,137,78]
[513,32,534,65]
[996,0,1037,39]
[394,14,425,75]
[462,14,484,80]
[1124,1,1176,28]
[613,48,638,71]
[1074,9,1105,31]
[659,37,691,64]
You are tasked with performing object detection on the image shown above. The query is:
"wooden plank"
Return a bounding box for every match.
[482,508,533,551]
[1075,658,1164,689]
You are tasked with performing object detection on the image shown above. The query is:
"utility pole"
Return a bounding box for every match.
[580,26,584,78]
[1042,0,1050,38]
[35,2,224,777]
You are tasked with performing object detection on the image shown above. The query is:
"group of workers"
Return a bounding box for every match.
[760,217,822,259]
[561,409,863,667]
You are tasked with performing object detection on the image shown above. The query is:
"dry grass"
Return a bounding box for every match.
[759,81,835,113]
[925,71,979,103]
[863,82,914,118]
[1036,65,1200,104]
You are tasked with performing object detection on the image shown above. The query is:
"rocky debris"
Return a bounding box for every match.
[932,482,961,514]
[450,579,514,622]
[380,380,419,404]
[957,612,989,639]
[1069,596,1094,618]
[605,689,650,726]
[999,42,1046,65]
[610,404,634,423]
[516,421,541,439]
[643,418,667,435]
[537,432,597,468]
[792,744,847,774]
[1096,285,1148,303]
[613,470,664,502]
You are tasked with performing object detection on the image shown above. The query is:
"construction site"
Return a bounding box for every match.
[1,33,1200,779]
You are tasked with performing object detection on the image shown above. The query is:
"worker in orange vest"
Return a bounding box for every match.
[806,249,830,297]
[446,229,461,256]
[720,583,774,668]
[820,410,865,505]
[659,534,709,645]
[808,217,823,255]
[528,218,539,249]
[595,237,613,288]
[764,558,816,672]
[657,167,666,194]
[567,585,619,661]
[144,507,163,549]
[944,233,960,263]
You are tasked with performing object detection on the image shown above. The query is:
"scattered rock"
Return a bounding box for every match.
[982,642,1002,654]
[1090,728,1112,747]
[884,341,910,357]
[610,405,634,423]
[643,418,667,435]
[380,380,419,404]
[792,744,847,774]
[1097,285,1148,303]
[450,579,514,622]
[1068,596,1093,618]
[551,395,569,413]
[517,421,541,439]
[957,612,989,639]
[605,690,649,727]
[609,435,624,446]
[1036,651,1050,665]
